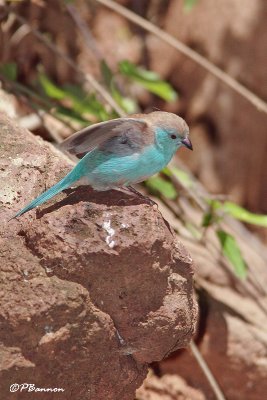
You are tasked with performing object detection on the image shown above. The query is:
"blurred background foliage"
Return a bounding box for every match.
[0,0,267,280]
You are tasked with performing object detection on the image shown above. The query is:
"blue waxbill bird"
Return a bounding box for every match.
[12,111,192,219]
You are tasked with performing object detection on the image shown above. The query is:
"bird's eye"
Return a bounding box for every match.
[171,134,177,139]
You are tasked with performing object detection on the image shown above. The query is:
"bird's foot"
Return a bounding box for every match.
[126,186,157,207]
[114,186,157,207]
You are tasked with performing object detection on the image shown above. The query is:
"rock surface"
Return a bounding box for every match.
[0,113,197,399]
[136,372,206,400]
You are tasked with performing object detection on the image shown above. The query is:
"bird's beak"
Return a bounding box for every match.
[182,137,193,150]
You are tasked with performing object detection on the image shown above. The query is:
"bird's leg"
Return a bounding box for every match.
[114,186,157,206]
[113,187,135,205]
[126,185,157,206]
[113,187,134,197]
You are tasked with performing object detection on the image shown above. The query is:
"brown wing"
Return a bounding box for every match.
[60,117,148,158]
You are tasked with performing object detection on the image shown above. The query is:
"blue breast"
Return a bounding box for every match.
[80,143,174,189]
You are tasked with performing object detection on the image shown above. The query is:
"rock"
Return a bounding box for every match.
[160,287,267,400]
[136,371,206,400]
[0,113,197,399]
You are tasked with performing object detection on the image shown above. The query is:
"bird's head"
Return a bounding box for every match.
[148,111,192,152]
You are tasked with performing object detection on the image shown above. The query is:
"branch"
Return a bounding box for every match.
[189,342,226,400]
[66,3,104,61]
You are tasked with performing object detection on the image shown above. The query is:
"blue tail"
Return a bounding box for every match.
[11,164,84,219]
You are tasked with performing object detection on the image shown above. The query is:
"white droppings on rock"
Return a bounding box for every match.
[45,266,53,274]
[44,325,54,334]
[23,270,29,282]
[116,329,126,345]
[103,213,116,248]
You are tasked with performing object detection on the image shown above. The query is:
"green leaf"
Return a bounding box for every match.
[101,60,137,113]
[38,72,111,121]
[161,167,172,177]
[39,73,66,100]
[223,202,267,227]
[201,199,222,227]
[207,200,267,227]
[112,88,137,113]
[101,60,114,88]
[63,85,110,119]
[202,212,214,228]
[119,60,177,102]
[55,105,91,124]
[0,62,17,81]
[217,229,247,279]
[170,166,193,188]
[184,0,198,12]
[145,176,177,200]
[185,222,202,240]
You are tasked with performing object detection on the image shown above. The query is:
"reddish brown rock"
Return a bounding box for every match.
[136,371,206,400]
[0,113,197,399]
[160,290,267,400]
